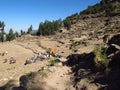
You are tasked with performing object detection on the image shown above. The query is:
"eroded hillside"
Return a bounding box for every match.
[0,0,120,90]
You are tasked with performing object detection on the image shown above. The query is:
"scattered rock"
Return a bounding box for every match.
[55,62,63,67]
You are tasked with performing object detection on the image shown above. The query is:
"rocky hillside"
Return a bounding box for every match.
[57,0,120,39]
[15,2,120,89]
[0,0,120,90]
[66,33,120,90]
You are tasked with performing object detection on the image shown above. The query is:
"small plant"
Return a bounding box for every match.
[25,72,33,79]
[46,48,50,52]
[94,45,109,70]
[49,59,59,66]
[49,57,60,66]
[39,69,48,77]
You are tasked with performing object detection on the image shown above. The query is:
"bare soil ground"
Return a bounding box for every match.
[0,35,102,89]
[0,41,47,86]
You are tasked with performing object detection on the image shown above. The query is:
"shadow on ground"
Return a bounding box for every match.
[64,49,120,90]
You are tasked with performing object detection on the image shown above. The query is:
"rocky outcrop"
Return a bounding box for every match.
[64,34,120,90]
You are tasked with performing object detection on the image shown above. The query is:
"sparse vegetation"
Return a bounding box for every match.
[39,69,49,77]
[80,0,120,16]
[0,0,120,90]
[48,55,61,66]
[49,57,60,66]
[69,40,78,52]
[26,72,33,78]
[94,45,109,70]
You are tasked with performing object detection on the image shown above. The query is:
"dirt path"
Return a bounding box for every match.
[0,38,74,89]
[0,41,47,86]
[0,35,103,89]
[44,66,73,90]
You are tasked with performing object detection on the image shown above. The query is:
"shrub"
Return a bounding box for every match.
[25,72,33,79]
[94,45,109,70]
[49,57,60,66]
[39,69,48,77]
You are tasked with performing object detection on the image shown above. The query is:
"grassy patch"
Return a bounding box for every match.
[94,45,109,70]
[49,59,60,66]
[39,69,49,78]
[49,57,60,66]
[25,72,33,79]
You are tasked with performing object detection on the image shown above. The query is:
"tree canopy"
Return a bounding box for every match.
[6,28,15,41]
[37,19,62,36]
[0,21,5,42]
[80,0,120,16]
[27,25,33,34]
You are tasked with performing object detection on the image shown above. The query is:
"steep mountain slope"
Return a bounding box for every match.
[1,0,120,90]
[55,0,120,41]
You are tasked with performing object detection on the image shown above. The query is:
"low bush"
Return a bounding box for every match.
[94,45,109,70]
[49,57,60,66]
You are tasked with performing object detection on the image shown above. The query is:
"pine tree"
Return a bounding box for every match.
[0,21,5,42]
[27,25,33,34]
[7,28,15,41]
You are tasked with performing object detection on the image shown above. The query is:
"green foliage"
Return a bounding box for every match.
[49,57,60,66]
[37,19,62,36]
[27,25,33,34]
[20,29,26,35]
[46,48,50,52]
[26,72,33,78]
[65,13,80,24]
[94,45,109,70]
[80,0,120,16]
[66,13,78,19]
[6,28,15,41]
[0,21,5,42]
[21,30,23,35]
[39,69,48,77]
[15,32,19,37]
[26,70,48,79]
[0,21,5,32]
[63,18,71,30]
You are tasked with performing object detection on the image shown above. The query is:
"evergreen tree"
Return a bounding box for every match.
[27,25,33,34]
[37,22,44,35]
[20,29,24,35]
[37,19,62,36]
[7,28,15,41]
[0,21,5,42]
[15,31,19,37]
[63,19,71,30]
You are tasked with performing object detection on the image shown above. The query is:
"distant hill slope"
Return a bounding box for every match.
[58,0,120,39]
[80,0,120,16]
